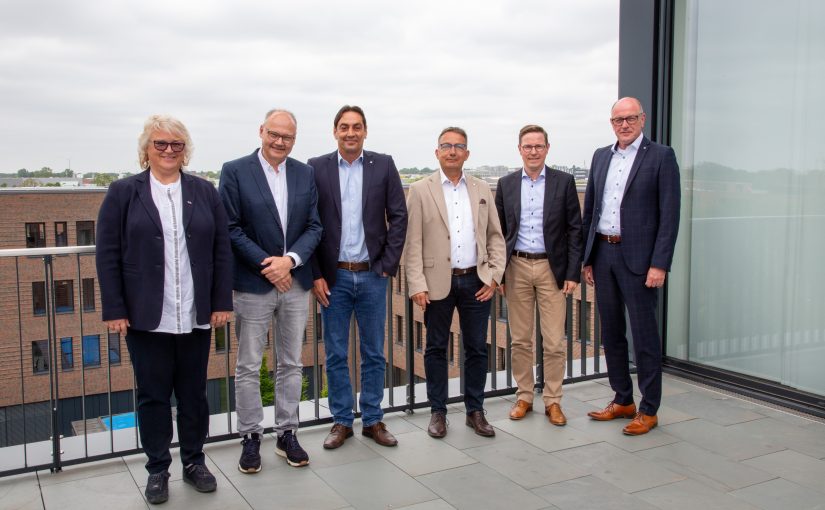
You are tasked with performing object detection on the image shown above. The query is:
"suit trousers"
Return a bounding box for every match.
[592,239,662,415]
[505,256,566,406]
[234,285,309,437]
[125,327,211,474]
[424,273,491,414]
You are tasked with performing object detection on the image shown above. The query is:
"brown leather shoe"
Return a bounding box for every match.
[622,413,658,435]
[323,423,353,449]
[427,412,448,438]
[545,403,567,426]
[509,400,533,420]
[465,410,495,437]
[587,401,637,421]
[362,422,398,447]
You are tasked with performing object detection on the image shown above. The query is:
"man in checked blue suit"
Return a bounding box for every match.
[219,109,322,470]
[582,97,681,436]
[308,105,407,450]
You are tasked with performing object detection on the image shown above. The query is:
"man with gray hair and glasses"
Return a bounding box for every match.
[219,109,322,470]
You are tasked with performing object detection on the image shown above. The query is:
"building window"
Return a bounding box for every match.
[215,326,227,352]
[76,220,95,245]
[81,278,95,311]
[54,222,68,247]
[61,337,74,370]
[448,332,455,364]
[394,273,402,294]
[497,347,505,371]
[108,332,121,365]
[32,282,46,315]
[315,312,323,343]
[497,294,508,321]
[82,334,101,367]
[32,340,49,374]
[25,222,46,248]
[54,279,74,313]
[395,315,404,345]
[415,321,423,352]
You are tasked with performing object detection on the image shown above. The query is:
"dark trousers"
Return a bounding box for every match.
[424,273,491,414]
[592,240,662,415]
[125,328,211,474]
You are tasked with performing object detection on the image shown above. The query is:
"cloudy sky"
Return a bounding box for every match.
[0,0,619,174]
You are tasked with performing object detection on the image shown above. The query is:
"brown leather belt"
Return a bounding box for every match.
[451,266,477,276]
[337,261,370,271]
[513,250,548,260]
[597,233,622,244]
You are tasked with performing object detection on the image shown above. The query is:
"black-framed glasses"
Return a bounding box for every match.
[438,143,467,152]
[266,130,295,144]
[153,140,185,152]
[520,144,547,152]
[610,114,642,126]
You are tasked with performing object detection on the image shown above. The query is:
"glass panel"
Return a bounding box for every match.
[82,334,101,367]
[25,222,46,248]
[61,337,73,370]
[81,278,95,311]
[32,281,46,315]
[54,279,74,313]
[76,220,95,245]
[107,332,121,365]
[55,222,68,247]
[32,340,49,374]
[669,0,825,396]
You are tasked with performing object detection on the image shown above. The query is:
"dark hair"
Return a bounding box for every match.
[518,124,548,145]
[334,105,367,129]
[438,126,468,144]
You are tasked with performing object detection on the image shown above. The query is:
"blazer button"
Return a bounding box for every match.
[155,236,162,240]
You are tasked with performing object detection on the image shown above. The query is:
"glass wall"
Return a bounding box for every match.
[668,0,825,396]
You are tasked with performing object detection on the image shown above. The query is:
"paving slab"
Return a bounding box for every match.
[361,429,477,476]
[531,475,660,510]
[635,478,761,510]
[0,472,44,510]
[662,419,785,461]
[662,391,764,426]
[40,471,145,510]
[742,449,825,494]
[730,477,825,510]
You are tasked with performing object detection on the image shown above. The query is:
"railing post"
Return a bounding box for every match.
[43,254,62,473]
[405,292,415,413]
[489,302,497,390]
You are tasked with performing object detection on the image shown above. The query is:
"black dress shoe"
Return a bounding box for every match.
[145,471,170,504]
[428,412,447,438]
[466,410,495,437]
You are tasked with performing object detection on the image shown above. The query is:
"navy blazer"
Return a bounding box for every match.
[582,137,681,274]
[219,150,322,293]
[96,170,233,331]
[307,150,408,287]
[495,166,583,288]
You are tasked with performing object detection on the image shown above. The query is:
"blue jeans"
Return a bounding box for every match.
[322,269,388,427]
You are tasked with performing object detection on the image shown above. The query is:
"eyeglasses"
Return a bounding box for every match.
[438,143,467,152]
[153,140,185,152]
[520,144,547,152]
[265,130,295,144]
[610,114,642,126]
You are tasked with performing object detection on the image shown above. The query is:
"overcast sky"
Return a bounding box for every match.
[0,0,619,174]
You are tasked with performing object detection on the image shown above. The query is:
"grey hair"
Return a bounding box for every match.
[137,114,193,170]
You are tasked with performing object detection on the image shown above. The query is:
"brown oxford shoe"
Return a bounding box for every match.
[466,410,495,437]
[427,412,448,438]
[623,413,658,435]
[323,423,353,449]
[587,401,637,421]
[545,403,567,426]
[509,400,533,420]
[362,421,398,447]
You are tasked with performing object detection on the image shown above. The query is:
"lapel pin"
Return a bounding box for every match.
[186,200,192,205]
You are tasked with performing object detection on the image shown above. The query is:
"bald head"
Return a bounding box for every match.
[610,97,646,149]
[611,97,644,116]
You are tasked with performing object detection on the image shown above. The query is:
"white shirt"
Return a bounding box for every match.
[597,133,643,235]
[149,172,206,333]
[257,151,302,266]
[514,168,547,253]
[440,169,477,269]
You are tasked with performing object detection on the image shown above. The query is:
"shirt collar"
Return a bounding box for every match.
[258,150,286,174]
[439,168,466,186]
[612,132,644,154]
[521,167,546,181]
[338,152,364,166]
[149,169,180,189]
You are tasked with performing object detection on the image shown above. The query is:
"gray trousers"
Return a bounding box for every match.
[234,285,309,436]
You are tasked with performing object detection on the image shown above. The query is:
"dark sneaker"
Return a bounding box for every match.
[182,463,217,492]
[238,433,262,474]
[276,430,309,467]
[145,471,170,504]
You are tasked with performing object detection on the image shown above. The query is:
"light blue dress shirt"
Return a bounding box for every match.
[338,152,369,263]
[514,168,547,253]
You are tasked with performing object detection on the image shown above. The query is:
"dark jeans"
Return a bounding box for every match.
[125,328,211,474]
[592,240,662,415]
[424,273,491,414]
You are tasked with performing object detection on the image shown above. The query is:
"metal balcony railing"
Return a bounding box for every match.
[0,246,604,477]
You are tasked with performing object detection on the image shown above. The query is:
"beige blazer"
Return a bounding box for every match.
[404,171,505,301]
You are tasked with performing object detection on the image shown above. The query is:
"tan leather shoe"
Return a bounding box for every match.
[428,412,448,438]
[322,423,353,449]
[362,422,398,447]
[587,401,637,421]
[622,413,658,435]
[466,410,495,437]
[509,400,533,420]
[545,403,567,426]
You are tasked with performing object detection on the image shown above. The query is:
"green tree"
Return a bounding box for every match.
[260,353,275,405]
[20,178,40,187]
[93,173,118,187]
[17,168,28,177]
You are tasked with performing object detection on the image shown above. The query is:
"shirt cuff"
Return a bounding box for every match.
[286,252,302,268]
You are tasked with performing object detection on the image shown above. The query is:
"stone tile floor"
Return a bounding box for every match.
[2,374,824,510]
